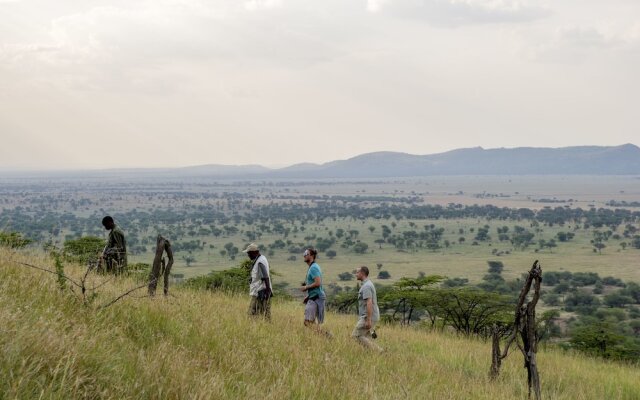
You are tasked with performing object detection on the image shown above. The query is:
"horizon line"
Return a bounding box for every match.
[0,143,637,174]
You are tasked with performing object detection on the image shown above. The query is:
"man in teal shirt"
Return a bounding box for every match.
[300,247,330,334]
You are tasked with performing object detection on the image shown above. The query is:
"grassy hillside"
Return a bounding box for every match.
[1,248,639,399]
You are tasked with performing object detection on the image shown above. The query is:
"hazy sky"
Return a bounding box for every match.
[1,0,639,169]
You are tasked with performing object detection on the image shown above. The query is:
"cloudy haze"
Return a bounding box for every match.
[1,0,638,169]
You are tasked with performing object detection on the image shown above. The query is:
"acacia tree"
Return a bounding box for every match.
[382,276,445,325]
[183,254,196,267]
[570,320,623,357]
[338,271,353,281]
[353,242,368,254]
[434,288,513,336]
[223,242,239,260]
[487,261,504,274]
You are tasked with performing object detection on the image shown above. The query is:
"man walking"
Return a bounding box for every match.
[243,243,272,320]
[352,266,383,352]
[100,216,127,274]
[300,248,325,325]
[300,247,331,337]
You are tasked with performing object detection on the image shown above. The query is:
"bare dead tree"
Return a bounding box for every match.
[148,235,174,296]
[489,323,507,379]
[11,257,151,309]
[13,253,105,307]
[98,278,156,309]
[490,260,542,400]
[13,259,83,290]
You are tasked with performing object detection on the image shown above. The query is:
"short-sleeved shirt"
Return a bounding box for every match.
[305,262,325,299]
[249,255,271,297]
[358,279,380,322]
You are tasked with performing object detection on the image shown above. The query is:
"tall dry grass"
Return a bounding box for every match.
[1,248,639,399]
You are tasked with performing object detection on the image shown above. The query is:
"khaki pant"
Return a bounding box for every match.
[248,295,271,320]
[352,317,383,352]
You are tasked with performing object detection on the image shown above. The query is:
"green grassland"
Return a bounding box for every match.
[2,248,639,399]
[128,216,639,292]
[1,175,639,290]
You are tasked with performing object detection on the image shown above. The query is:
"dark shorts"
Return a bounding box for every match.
[248,295,271,319]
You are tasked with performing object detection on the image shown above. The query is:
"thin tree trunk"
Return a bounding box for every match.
[489,325,502,380]
[489,260,542,400]
[148,235,172,296]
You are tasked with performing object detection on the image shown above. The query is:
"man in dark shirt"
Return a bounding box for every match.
[100,216,127,274]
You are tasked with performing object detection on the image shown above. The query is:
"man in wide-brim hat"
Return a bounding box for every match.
[243,243,273,320]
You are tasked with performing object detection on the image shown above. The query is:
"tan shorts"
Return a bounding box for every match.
[351,316,375,338]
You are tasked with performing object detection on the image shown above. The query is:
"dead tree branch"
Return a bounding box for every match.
[11,258,155,310]
[11,260,83,289]
[490,260,543,400]
[98,279,156,310]
[148,235,174,296]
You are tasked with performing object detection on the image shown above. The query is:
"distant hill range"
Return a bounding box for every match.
[176,144,640,178]
[3,144,640,179]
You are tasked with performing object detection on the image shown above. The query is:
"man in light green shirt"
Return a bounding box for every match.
[352,266,383,352]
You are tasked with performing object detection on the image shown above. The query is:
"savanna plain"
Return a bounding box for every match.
[1,174,639,399]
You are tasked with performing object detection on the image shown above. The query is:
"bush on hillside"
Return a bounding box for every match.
[378,270,391,279]
[183,259,252,292]
[63,236,106,264]
[0,231,32,249]
[338,271,353,281]
[182,260,289,299]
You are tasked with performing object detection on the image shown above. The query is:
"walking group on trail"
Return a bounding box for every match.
[243,242,382,351]
[98,216,382,351]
